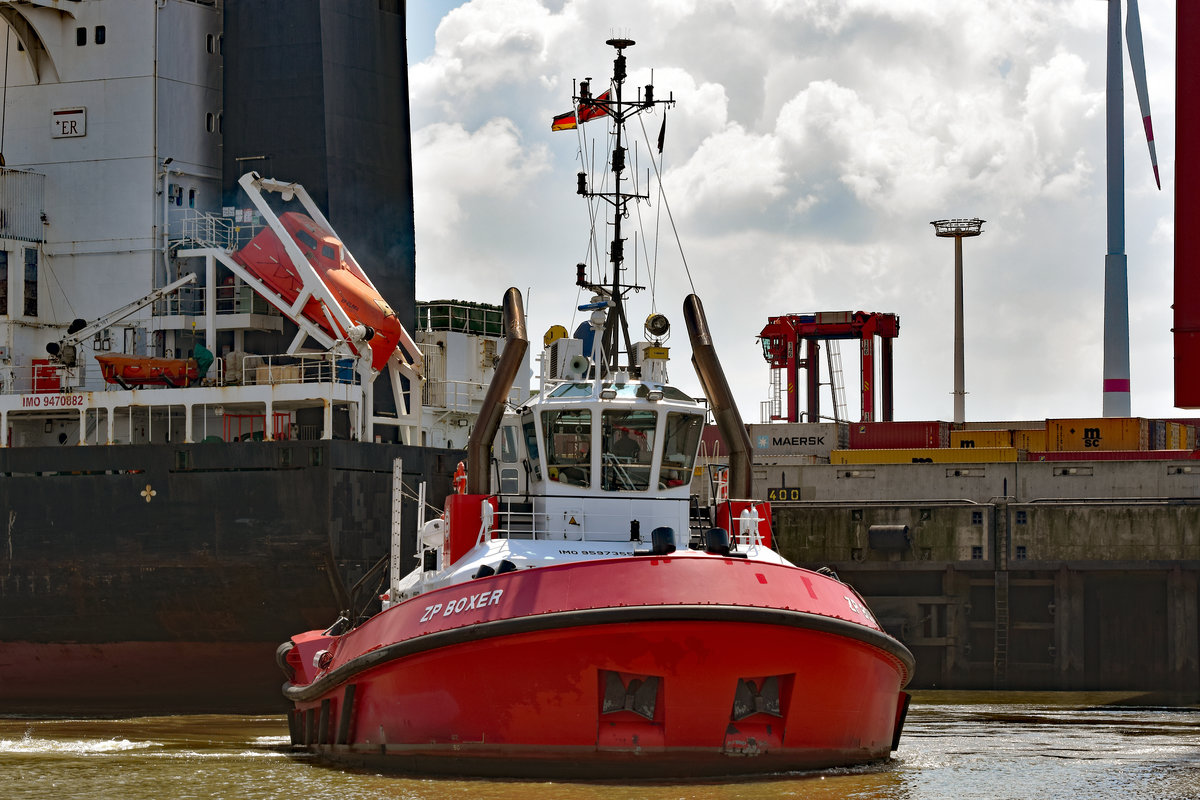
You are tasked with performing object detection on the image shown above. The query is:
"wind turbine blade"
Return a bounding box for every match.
[1126,0,1161,189]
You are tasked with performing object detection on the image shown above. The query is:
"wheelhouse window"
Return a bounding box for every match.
[497,424,521,494]
[601,409,657,491]
[659,412,703,488]
[542,409,591,487]
[23,248,37,317]
[521,414,541,482]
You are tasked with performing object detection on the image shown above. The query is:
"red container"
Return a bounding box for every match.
[699,424,728,459]
[1027,450,1194,462]
[849,421,949,449]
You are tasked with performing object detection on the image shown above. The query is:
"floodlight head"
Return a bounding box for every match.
[931,218,985,238]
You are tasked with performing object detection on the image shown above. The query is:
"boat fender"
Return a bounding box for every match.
[453,462,467,494]
[275,641,296,682]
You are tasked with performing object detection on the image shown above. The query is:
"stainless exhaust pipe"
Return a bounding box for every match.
[683,294,752,499]
[466,287,528,494]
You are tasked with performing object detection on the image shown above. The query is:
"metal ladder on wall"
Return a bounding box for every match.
[994,571,1010,686]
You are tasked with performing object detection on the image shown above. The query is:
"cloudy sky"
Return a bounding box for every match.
[405,0,1177,425]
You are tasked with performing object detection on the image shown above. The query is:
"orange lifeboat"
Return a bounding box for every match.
[231,212,402,371]
[96,354,199,389]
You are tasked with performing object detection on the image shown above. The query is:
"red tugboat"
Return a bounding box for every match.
[278,39,913,778]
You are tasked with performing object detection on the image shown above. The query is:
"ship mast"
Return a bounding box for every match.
[575,38,673,375]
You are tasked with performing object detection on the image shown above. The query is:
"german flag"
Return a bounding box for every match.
[551,90,611,131]
[551,110,577,131]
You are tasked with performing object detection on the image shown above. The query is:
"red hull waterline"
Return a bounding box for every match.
[281,557,913,778]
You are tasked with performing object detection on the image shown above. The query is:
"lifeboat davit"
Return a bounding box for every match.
[96,354,199,388]
[231,212,402,371]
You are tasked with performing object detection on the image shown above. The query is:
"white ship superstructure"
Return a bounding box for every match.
[0,0,521,448]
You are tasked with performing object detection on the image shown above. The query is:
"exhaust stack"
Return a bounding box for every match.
[683,294,753,499]
[466,288,528,494]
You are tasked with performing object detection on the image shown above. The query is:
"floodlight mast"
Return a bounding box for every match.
[931,218,985,425]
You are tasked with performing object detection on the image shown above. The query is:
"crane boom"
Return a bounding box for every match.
[46,273,198,367]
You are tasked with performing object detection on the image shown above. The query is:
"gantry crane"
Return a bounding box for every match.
[758,311,900,423]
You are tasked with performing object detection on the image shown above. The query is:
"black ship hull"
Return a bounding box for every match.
[0,440,457,714]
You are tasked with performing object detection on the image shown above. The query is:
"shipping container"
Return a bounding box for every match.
[1046,417,1149,451]
[849,421,950,449]
[831,447,1020,464]
[1012,428,1047,452]
[1149,419,1168,450]
[951,429,1013,449]
[699,424,727,459]
[1164,421,1185,450]
[1028,449,1194,462]
[960,420,1044,431]
[748,422,847,458]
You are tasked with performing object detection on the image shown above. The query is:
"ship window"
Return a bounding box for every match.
[188,189,196,208]
[76,27,86,46]
[521,414,541,481]
[659,412,703,489]
[218,35,224,55]
[206,112,215,133]
[0,251,7,316]
[602,409,657,492]
[295,229,318,251]
[542,409,591,488]
[971,546,983,560]
[498,425,519,463]
[23,248,37,317]
[1015,545,1027,560]
[549,382,596,398]
[206,33,215,54]
[321,244,336,261]
[217,113,223,134]
[95,26,106,45]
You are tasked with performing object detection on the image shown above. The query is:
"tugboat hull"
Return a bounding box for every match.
[283,558,912,777]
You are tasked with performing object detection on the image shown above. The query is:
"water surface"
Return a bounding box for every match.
[2,693,1197,800]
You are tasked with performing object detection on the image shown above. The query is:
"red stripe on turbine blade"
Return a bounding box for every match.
[1103,379,1131,393]
[1153,165,1161,189]
[1143,115,1154,142]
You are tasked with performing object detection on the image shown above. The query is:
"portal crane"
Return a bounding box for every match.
[758,311,899,423]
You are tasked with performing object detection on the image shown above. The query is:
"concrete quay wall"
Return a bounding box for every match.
[755,459,1200,693]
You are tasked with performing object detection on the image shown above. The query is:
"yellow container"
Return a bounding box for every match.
[831,447,1020,464]
[951,430,1013,449]
[1165,422,1185,450]
[1046,418,1148,451]
[1013,428,1047,452]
